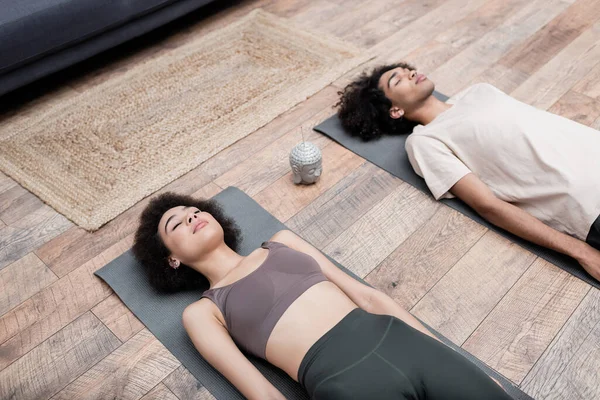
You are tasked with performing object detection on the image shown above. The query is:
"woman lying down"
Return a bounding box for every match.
[133,193,513,400]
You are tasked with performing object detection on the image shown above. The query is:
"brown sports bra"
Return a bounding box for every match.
[200,241,328,359]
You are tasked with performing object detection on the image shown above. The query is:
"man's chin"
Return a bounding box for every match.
[422,80,435,97]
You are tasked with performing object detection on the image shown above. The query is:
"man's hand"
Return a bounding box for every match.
[575,244,600,281]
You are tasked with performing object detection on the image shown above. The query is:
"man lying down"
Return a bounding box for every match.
[337,62,600,281]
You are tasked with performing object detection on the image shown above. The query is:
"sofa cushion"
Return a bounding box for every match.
[0,0,181,74]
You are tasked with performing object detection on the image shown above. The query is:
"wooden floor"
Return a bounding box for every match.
[1,0,600,398]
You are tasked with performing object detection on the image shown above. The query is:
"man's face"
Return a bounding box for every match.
[378,66,435,118]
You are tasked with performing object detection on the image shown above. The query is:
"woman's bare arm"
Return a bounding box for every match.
[182,300,286,400]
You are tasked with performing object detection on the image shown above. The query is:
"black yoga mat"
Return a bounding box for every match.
[96,186,533,400]
[314,91,599,289]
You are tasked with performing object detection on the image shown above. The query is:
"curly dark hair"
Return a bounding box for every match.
[336,62,418,141]
[132,192,242,293]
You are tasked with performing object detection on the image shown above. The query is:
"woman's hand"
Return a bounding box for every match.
[575,243,600,281]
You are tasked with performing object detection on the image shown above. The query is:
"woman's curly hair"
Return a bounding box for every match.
[132,192,241,293]
[336,62,418,141]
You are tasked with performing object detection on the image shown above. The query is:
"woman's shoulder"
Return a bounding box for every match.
[184,298,215,318]
[183,297,227,328]
[267,229,296,245]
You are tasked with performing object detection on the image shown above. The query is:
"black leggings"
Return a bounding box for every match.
[298,308,513,400]
[587,214,600,251]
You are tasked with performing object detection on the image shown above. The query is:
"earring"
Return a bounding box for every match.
[169,259,180,269]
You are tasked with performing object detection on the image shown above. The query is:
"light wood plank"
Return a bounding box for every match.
[411,231,537,345]
[0,185,28,215]
[289,0,340,30]
[499,0,600,75]
[573,60,600,99]
[0,312,120,400]
[254,141,365,222]
[406,0,537,77]
[322,184,439,277]
[91,293,144,342]
[336,0,446,49]
[34,225,87,276]
[0,253,57,316]
[34,86,340,277]
[214,109,334,196]
[53,329,181,400]
[430,0,573,95]
[333,0,504,89]
[0,172,17,194]
[365,206,487,310]
[341,16,402,49]
[379,0,447,27]
[163,366,216,400]
[262,0,315,18]
[140,383,179,400]
[435,0,532,49]
[512,20,600,110]
[317,0,392,40]
[0,235,132,370]
[402,40,459,76]
[286,162,402,247]
[547,90,600,126]
[34,204,155,278]
[522,289,600,399]
[592,115,600,130]
[463,258,590,383]
[0,206,72,271]
[191,182,224,199]
[0,183,45,227]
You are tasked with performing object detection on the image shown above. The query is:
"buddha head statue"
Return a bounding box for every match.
[289,141,322,185]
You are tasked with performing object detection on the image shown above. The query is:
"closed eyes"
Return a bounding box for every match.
[172,210,200,231]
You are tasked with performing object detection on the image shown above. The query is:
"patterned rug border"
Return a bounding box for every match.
[0,9,372,230]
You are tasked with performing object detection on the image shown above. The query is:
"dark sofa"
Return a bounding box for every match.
[0,0,220,97]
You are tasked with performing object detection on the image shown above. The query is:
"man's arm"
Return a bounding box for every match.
[450,173,600,281]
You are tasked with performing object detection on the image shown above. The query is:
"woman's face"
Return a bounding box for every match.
[158,205,223,265]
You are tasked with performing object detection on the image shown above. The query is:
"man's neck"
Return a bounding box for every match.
[407,95,452,125]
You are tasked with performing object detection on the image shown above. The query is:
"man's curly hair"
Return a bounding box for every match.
[132,192,241,293]
[336,62,418,141]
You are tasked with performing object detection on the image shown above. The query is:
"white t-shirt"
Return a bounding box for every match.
[406,83,600,240]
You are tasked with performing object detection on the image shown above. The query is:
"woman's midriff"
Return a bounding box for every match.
[264,281,358,381]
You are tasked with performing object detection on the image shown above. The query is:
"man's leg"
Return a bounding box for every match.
[586,215,600,251]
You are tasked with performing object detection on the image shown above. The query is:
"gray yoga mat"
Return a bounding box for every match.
[96,186,533,400]
[314,91,599,289]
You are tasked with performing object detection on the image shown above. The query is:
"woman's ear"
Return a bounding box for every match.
[389,107,405,120]
[168,256,181,269]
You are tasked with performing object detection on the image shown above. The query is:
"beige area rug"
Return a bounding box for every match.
[0,9,367,230]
